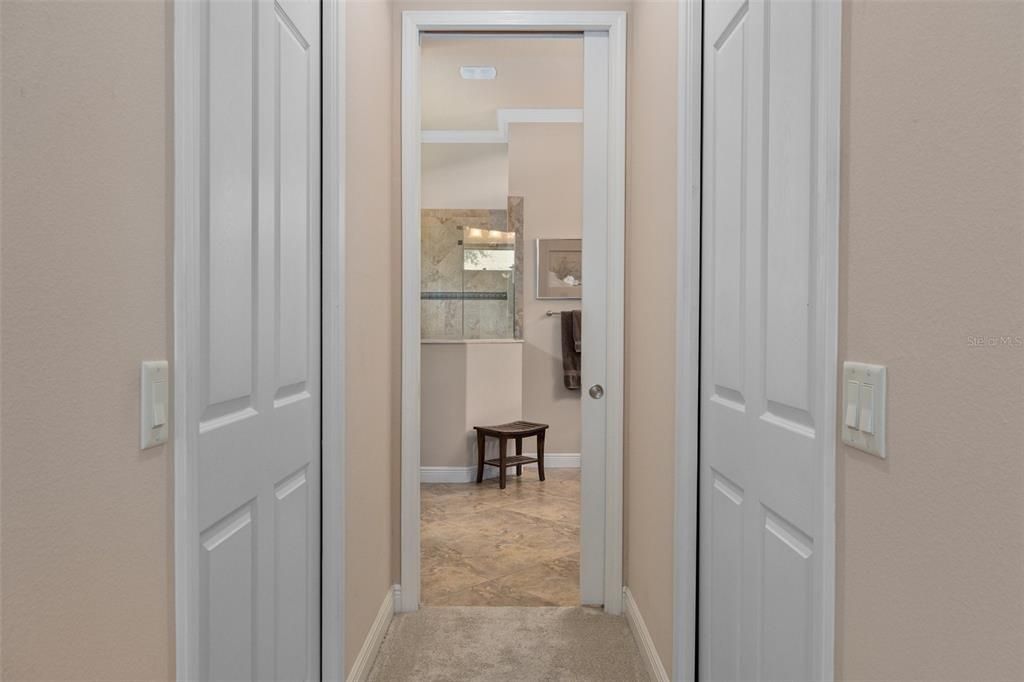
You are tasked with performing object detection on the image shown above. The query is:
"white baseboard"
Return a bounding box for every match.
[420,453,580,483]
[526,453,580,468]
[420,466,497,484]
[346,585,399,682]
[623,586,670,682]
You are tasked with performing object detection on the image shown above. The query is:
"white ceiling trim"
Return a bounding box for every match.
[422,107,583,144]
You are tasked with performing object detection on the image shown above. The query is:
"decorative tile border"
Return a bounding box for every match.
[421,291,508,301]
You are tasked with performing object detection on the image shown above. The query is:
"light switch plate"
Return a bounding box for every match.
[141,361,169,449]
[841,361,886,458]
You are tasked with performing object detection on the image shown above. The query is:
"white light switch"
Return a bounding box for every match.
[845,380,860,429]
[141,361,169,449]
[841,361,886,458]
[858,383,875,434]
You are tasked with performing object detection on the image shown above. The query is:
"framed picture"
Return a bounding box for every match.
[535,238,582,299]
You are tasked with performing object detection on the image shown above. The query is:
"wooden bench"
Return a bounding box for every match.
[473,421,549,490]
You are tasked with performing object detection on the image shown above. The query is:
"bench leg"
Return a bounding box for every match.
[537,430,546,482]
[499,436,508,490]
[476,431,485,484]
[515,437,523,477]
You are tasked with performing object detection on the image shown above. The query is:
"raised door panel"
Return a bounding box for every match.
[277,0,317,41]
[200,505,256,682]
[704,473,744,681]
[274,468,311,681]
[708,2,747,408]
[761,509,813,681]
[275,6,312,401]
[204,0,257,421]
[763,0,815,429]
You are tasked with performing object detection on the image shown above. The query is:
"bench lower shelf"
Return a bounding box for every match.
[483,455,538,468]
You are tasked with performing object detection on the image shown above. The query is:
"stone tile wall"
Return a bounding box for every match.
[421,202,524,339]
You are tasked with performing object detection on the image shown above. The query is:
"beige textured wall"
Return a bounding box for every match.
[462,343,524,442]
[345,0,398,673]
[508,123,584,453]
[0,1,174,679]
[836,1,1024,679]
[421,35,583,130]
[421,144,509,210]
[421,342,524,467]
[421,345,470,467]
[622,0,678,674]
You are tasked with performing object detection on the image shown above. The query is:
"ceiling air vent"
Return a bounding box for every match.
[459,66,497,80]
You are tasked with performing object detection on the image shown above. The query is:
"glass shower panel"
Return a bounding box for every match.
[462,242,515,340]
[420,212,519,340]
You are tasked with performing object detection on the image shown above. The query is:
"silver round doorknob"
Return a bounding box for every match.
[589,384,605,399]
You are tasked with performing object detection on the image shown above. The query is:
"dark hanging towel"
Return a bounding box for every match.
[560,309,582,390]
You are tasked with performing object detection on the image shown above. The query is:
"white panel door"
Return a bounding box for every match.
[699,0,836,679]
[196,0,320,679]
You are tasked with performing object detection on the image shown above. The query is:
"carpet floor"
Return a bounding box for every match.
[367,606,651,682]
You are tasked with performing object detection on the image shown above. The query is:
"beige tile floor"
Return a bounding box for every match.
[420,468,580,606]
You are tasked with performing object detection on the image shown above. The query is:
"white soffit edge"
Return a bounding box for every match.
[422,108,583,144]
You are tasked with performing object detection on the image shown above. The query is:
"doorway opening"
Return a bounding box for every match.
[418,32,585,607]
[400,11,627,614]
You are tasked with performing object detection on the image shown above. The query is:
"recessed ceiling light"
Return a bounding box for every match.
[460,66,496,80]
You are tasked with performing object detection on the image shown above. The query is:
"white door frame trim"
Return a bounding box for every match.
[172,1,347,678]
[815,4,843,677]
[171,3,201,676]
[400,10,627,614]
[672,1,702,680]
[672,1,842,680]
[321,1,347,679]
